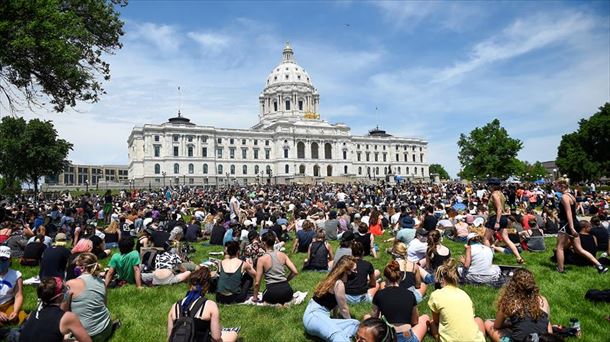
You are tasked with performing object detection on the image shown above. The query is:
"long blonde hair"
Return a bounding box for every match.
[74,252,101,276]
[314,255,356,297]
[104,221,119,234]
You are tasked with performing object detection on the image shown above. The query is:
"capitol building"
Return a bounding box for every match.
[128,43,429,186]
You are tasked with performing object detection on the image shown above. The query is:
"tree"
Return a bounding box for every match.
[457,118,523,180]
[429,164,450,180]
[515,160,549,182]
[556,103,610,182]
[0,117,72,194]
[0,0,125,113]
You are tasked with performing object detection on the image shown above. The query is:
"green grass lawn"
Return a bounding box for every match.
[12,234,610,341]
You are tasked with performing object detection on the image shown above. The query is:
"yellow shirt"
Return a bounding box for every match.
[428,285,485,342]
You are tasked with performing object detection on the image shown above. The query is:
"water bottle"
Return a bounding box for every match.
[569,318,581,337]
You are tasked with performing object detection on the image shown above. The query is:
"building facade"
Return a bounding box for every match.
[45,162,129,187]
[128,43,429,187]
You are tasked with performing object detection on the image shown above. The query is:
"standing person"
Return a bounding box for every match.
[167,267,238,342]
[64,253,114,341]
[485,269,553,342]
[0,246,26,327]
[427,259,486,342]
[367,260,430,342]
[19,277,91,342]
[252,232,299,305]
[484,182,524,264]
[554,179,607,274]
[303,256,360,342]
[103,190,113,225]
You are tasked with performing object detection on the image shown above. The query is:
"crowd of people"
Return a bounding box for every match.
[0,178,608,341]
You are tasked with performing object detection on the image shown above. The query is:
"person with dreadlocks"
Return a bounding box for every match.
[167,267,238,342]
[355,317,397,342]
[19,277,91,342]
[303,255,360,342]
[484,268,553,342]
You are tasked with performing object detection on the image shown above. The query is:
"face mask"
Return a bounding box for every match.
[73,266,82,277]
[0,261,9,273]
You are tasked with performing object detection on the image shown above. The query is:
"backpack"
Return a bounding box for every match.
[169,297,208,342]
[140,249,158,273]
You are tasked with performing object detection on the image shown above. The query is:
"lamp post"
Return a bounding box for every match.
[553,168,557,180]
[225,172,229,186]
[84,180,89,193]
[162,171,166,187]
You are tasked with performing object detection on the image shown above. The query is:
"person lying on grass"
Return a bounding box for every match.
[252,231,299,305]
[167,267,238,342]
[365,260,430,342]
[485,268,553,342]
[303,255,360,342]
[427,258,486,342]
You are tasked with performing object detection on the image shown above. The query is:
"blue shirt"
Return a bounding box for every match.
[222,228,234,246]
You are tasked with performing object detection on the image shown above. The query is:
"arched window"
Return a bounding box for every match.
[188,163,194,174]
[383,167,387,174]
[230,165,235,175]
[243,165,247,175]
[299,165,305,174]
[218,164,223,174]
[358,167,362,175]
[326,165,332,176]
[254,165,259,174]
[313,165,320,177]
[154,164,160,174]
[324,143,332,159]
[297,142,305,159]
[285,164,289,174]
[266,165,271,175]
[421,167,425,176]
[203,164,208,174]
[285,100,290,110]
[173,163,179,174]
[406,166,409,174]
[376,167,379,175]
[344,165,348,174]
[284,148,289,158]
[398,167,401,174]
[273,101,278,111]
[311,142,319,159]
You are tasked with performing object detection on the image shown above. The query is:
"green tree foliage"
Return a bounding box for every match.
[0,0,125,113]
[556,103,610,182]
[0,117,72,194]
[429,164,450,180]
[515,160,549,182]
[457,118,523,180]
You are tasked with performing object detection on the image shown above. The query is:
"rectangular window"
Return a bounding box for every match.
[265,150,270,159]
[202,136,207,143]
[173,135,179,142]
[285,100,290,110]
[173,146,179,157]
[274,102,278,111]
[383,154,387,162]
[154,145,160,157]
[188,146,193,157]
[154,135,159,142]
[217,148,223,158]
[230,138,234,145]
[396,154,399,162]
[404,154,408,162]
[343,151,347,160]
[366,153,370,162]
[217,138,222,144]
[202,147,207,157]
[242,139,246,145]
[265,140,269,146]
[357,144,360,149]
[374,154,378,162]
[187,136,193,142]
[357,153,361,162]
[242,149,247,159]
[254,139,258,145]
[284,149,289,158]
[230,148,235,159]
[412,155,416,162]
[254,149,259,159]
[298,100,303,110]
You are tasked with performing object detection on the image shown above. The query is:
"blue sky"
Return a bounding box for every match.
[16,0,610,177]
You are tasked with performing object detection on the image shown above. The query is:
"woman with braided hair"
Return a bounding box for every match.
[484,268,553,342]
[356,317,397,342]
[19,277,91,342]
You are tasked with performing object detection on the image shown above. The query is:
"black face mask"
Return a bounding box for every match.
[434,282,442,290]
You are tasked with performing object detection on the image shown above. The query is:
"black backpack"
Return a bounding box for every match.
[140,249,158,273]
[169,297,208,342]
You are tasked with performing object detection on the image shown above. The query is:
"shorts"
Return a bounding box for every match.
[152,269,181,286]
[345,293,372,304]
[408,286,423,304]
[263,281,293,304]
[486,215,509,231]
[397,330,419,342]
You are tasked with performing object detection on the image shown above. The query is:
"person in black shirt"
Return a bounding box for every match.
[21,234,47,266]
[209,224,226,246]
[590,216,609,254]
[422,206,438,232]
[344,241,377,304]
[185,219,202,242]
[39,233,71,280]
[368,260,430,342]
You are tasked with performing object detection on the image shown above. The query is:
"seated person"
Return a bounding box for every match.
[460,233,500,285]
[0,246,27,327]
[333,231,354,266]
[20,234,47,266]
[451,215,470,242]
[519,219,546,252]
[215,241,256,304]
[185,218,202,243]
[19,277,91,342]
[292,220,315,254]
[356,318,400,342]
[104,237,142,288]
[366,261,430,342]
[167,267,238,342]
[243,230,265,267]
[388,242,426,303]
[344,242,378,304]
[590,216,609,254]
[141,241,192,286]
[209,223,226,246]
[26,225,53,247]
[39,233,71,280]
[407,229,429,266]
[303,229,333,271]
[485,269,553,342]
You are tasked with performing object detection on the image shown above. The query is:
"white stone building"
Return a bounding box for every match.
[128,43,429,187]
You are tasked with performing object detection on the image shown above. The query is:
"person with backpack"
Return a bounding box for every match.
[303,229,333,271]
[167,267,238,342]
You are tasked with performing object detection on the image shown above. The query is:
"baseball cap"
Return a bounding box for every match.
[416,228,429,236]
[243,219,253,227]
[473,217,485,228]
[467,232,478,241]
[0,246,10,259]
[354,213,361,219]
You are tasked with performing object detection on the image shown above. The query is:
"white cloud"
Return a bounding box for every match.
[187,32,231,53]
[372,1,437,30]
[128,22,182,52]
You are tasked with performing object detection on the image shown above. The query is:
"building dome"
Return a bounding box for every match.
[265,43,313,87]
[258,42,320,123]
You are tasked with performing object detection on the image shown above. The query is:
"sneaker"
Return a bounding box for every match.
[597,265,608,274]
[556,266,565,274]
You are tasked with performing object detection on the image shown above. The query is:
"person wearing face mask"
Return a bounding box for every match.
[63,253,116,341]
[19,277,91,342]
[0,246,27,328]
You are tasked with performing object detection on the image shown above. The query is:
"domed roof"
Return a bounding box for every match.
[265,42,313,87]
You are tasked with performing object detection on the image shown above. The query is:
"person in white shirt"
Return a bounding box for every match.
[407,229,429,266]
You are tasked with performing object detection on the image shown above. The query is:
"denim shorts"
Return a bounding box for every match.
[397,330,419,342]
[408,286,423,304]
[345,293,372,304]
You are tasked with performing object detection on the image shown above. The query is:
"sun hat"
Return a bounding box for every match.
[473,217,485,228]
[0,246,11,259]
[467,232,478,241]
